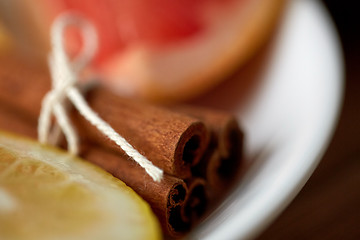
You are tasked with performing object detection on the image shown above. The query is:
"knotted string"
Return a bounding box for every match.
[38,13,163,182]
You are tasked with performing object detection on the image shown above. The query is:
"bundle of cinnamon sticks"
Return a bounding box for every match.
[0,55,244,238]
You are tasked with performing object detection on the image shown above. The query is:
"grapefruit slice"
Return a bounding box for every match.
[0,131,162,240]
[0,0,285,102]
[100,0,286,102]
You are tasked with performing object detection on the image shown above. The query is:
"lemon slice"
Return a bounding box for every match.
[0,131,162,240]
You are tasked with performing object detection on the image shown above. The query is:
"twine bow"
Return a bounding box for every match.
[38,13,163,182]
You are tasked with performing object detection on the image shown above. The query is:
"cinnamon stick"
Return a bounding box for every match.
[0,57,211,237]
[0,105,188,237]
[82,146,190,237]
[0,55,245,236]
[181,178,207,224]
[0,104,37,138]
[0,55,209,178]
[174,106,244,195]
[73,89,209,178]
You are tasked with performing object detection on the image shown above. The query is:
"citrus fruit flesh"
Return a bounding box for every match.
[0,0,285,102]
[0,131,162,240]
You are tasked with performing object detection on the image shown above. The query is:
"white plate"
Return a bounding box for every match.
[189,0,344,239]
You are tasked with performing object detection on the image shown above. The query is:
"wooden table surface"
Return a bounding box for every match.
[257,1,360,239]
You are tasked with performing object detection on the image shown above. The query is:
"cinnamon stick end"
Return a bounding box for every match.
[173,122,209,177]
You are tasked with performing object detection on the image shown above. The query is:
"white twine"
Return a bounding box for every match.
[37,13,163,182]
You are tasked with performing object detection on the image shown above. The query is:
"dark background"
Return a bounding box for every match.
[257,1,360,239]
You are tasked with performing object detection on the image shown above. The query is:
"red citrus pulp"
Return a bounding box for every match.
[1,0,285,102]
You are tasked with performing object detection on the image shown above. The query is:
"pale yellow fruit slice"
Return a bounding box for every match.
[0,131,162,240]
